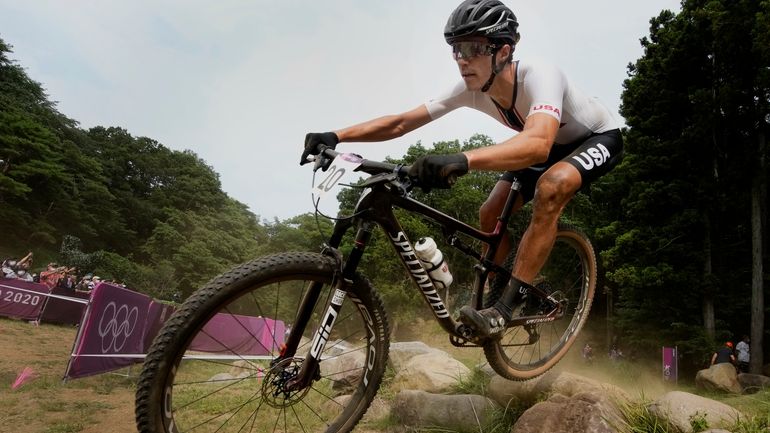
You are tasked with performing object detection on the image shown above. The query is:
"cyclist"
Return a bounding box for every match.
[301,0,623,338]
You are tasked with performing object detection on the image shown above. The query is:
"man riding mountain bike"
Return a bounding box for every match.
[301,0,623,339]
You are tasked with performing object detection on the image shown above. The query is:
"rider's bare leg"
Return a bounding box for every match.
[512,163,582,283]
[461,163,582,336]
[479,180,524,270]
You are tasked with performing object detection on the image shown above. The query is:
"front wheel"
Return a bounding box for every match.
[135,252,390,433]
[484,223,597,380]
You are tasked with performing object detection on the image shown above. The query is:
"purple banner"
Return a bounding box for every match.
[0,278,50,320]
[66,282,152,379]
[142,301,175,352]
[662,346,678,382]
[190,313,285,356]
[38,287,90,325]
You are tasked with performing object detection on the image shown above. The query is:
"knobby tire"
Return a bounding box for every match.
[484,223,597,380]
[135,252,390,433]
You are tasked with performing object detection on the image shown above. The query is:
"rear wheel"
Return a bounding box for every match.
[135,252,390,433]
[484,223,596,380]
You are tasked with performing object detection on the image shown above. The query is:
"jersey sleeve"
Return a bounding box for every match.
[424,81,472,120]
[523,61,566,122]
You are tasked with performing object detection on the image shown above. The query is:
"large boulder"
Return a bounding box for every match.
[229,360,262,379]
[388,341,447,371]
[737,373,770,394]
[393,390,500,431]
[324,395,390,423]
[488,370,630,407]
[512,392,623,433]
[696,363,742,394]
[320,350,366,393]
[391,350,470,392]
[648,391,742,433]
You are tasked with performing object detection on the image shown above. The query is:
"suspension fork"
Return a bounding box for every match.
[285,220,374,391]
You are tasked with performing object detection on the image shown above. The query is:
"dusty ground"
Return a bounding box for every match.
[0,316,765,433]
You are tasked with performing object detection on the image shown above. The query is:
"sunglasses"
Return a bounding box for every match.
[451,41,499,60]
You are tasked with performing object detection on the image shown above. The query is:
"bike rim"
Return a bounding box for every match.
[160,275,377,433]
[495,232,594,370]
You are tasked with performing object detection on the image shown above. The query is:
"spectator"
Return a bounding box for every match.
[1,259,17,278]
[17,251,33,269]
[735,335,750,373]
[1,252,34,280]
[710,341,736,366]
[582,343,594,364]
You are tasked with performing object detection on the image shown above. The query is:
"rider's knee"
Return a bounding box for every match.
[534,172,578,209]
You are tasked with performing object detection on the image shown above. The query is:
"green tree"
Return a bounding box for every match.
[600,0,769,370]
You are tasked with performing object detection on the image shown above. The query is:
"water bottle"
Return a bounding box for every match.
[414,237,453,289]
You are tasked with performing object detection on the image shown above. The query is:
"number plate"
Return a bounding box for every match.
[312,153,363,198]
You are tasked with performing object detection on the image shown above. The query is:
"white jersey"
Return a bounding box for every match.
[735,341,750,363]
[425,59,620,145]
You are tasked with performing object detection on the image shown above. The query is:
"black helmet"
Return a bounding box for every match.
[444,0,521,46]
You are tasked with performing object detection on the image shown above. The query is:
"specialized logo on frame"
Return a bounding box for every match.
[97,301,140,353]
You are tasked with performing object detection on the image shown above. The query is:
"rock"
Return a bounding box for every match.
[324,395,390,423]
[512,392,623,433]
[388,341,447,371]
[648,391,742,433]
[391,351,470,392]
[763,364,770,377]
[696,364,742,394]
[207,372,236,383]
[737,373,770,394]
[475,361,497,378]
[393,390,500,431]
[228,360,262,379]
[325,339,354,357]
[701,429,733,433]
[320,349,366,393]
[488,370,630,407]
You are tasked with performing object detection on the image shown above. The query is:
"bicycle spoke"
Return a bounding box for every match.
[138,252,388,433]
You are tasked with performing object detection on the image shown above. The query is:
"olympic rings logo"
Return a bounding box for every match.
[97,301,139,353]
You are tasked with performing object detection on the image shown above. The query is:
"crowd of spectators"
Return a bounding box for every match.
[2,251,111,294]
[711,336,751,373]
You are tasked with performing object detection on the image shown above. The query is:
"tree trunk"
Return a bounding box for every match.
[750,131,765,374]
[702,214,715,339]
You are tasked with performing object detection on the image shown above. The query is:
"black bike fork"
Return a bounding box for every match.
[285,220,374,391]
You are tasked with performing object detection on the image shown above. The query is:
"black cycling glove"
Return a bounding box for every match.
[300,132,340,165]
[408,153,469,189]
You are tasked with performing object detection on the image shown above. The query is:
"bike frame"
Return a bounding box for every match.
[285,156,558,390]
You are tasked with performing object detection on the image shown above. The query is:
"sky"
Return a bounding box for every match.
[0,0,682,220]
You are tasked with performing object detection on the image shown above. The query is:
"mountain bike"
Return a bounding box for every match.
[135,148,597,433]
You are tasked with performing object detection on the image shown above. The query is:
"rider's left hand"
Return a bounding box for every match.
[300,132,339,165]
[408,153,469,189]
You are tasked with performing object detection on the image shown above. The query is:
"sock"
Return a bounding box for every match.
[492,276,528,321]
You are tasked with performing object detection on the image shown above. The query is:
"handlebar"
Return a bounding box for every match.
[310,147,460,189]
[317,147,411,178]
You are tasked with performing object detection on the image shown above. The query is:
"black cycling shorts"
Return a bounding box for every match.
[500,128,623,203]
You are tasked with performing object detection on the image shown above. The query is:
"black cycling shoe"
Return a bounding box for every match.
[459,305,510,338]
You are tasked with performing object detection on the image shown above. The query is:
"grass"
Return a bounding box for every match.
[0,317,137,433]
[451,365,491,396]
[615,390,770,433]
[44,423,84,433]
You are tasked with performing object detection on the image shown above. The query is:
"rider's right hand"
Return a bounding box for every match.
[300,132,340,165]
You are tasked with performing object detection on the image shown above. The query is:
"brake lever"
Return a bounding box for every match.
[311,153,333,172]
